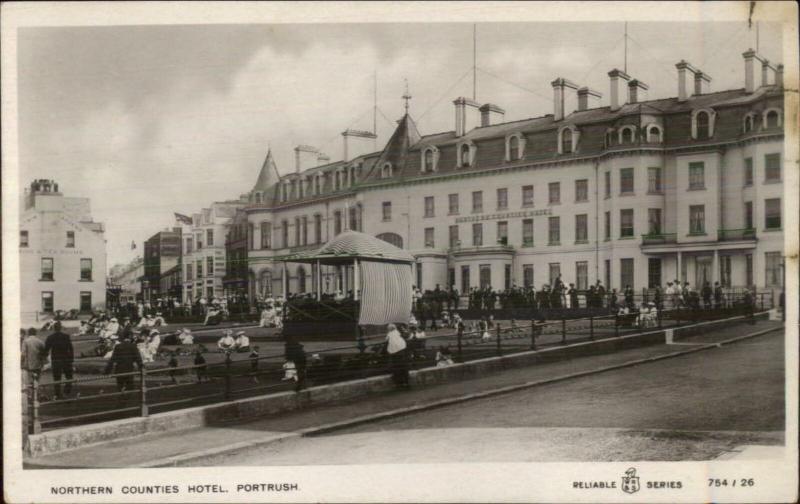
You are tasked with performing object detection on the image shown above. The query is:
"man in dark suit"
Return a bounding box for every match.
[44,322,74,399]
[105,334,144,392]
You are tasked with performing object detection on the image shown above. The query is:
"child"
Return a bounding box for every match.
[168,352,179,384]
[194,351,208,383]
[249,346,260,384]
[435,345,454,367]
[282,360,297,382]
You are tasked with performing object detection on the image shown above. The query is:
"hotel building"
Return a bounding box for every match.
[228,50,785,301]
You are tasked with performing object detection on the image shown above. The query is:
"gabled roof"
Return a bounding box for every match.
[363,114,421,180]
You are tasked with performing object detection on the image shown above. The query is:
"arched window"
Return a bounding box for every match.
[297,267,306,293]
[559,127,577,154]
[743,113,755,133]
[646,125,662,143]
[423,148,435,172]
[460,143,472,167]
[376,232,404,249]
[605,129,615,148]
[764,109,781,129]
[695,111,710,139]
[259,269,272,297]
[381,163,393,179]
[620,127,634,144]
[509,135,519,161]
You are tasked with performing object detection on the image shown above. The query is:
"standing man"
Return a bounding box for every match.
[104,334,143,393]
[713,281,724,309]
[44,322,74,399]
[701,281,713,309]
[568,283,579,310]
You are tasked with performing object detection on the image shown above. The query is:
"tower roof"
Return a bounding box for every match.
[366,113,421,180]
[252,149,280,192]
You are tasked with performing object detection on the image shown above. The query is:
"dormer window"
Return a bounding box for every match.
[558,126,579,154]
[381,162,393,179]
[645,124,662,143]
[763,108,781,129]
[743,112,756,133]
[691,108,716,140]
[457,142,474,168]
[255,192,262,204]
[604,128,615,148]
[506,133,525,161]
[618,126,636,145]
[421,146,438,173]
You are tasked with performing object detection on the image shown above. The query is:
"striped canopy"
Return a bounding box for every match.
[358,260,413,325]
[284,230,415,265]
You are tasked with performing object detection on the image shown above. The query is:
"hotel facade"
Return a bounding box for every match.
[224,50,786,302]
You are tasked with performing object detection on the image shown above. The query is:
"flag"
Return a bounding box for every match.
[174,212,193,225]
[131,240,136,250]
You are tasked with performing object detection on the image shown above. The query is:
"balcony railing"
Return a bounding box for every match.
[641,233,677,245]
[718,228,757,241]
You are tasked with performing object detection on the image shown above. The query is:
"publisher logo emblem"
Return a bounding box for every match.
[621,468,640,494]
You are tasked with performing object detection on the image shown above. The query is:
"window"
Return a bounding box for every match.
[424,196,435,218]
[522,185,534,207]
[472,223,483,246]
[496,188,508,210]
[449,225,460,248]
[620,168,634,194]
[604,259,611,289]
[605,129,615,148]
[248,223,254,250]
[648,258,662,288]
[196,260,203,278]
[41,292,54,313]
[472,191,483,213]
[575,214,588,243]
[196,233,203,249]
[765,153,781,182]
[206,229,214,247]
[548,216,560,245]
[186,237,193,254]
[382,202,392,221]
[522,219,534,247]
[765,252,782,287]
[448,193,459,215]
[314,215,322,244]
[381,163,393,178]
[79,258,92,281]
[620,126,634,144]
[744,157,754,186]
[765,110,780,129]
[377,233,403,249]
[745,201,754,229]
[66,231,75,248]
[20,230,28,247]
[647,167,662,193]
[349,206,360,232]
[479,264,492,289]
[647,125,662,143]
[575,179,588,202]
[560,128,573,154]
[505,264,512,290]
[207,286,214,298]
[255,192,262,204]
[720,256,732,288]
[648,208,662,235]
[460,143,472,167]
[461,265,470,293]
[186,264,193,281]
[765,198,781,229]
[333,212,342,236]
[206,257,214,276]
[620,209,634,238]
[497,221,508,245]
[695,110,711,139]
[548,182,560,204]
[523,264,534,288]
[423,149,435,172]
[688,162,705,189]
[295,217,301,246]
[41,258,54,281]
[604,211,611,240]
[604,171,611,197]
[508,135,520,160]
[549,263,561,286]
[689,205,705,234]
[745,254,753,287]
[576,261,588,290]
[261,221,272,249]
[424,227,435,248]
[620,258,634,289]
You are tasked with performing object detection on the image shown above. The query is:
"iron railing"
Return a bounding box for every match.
[718,228,757,241]
[641,233,678,245]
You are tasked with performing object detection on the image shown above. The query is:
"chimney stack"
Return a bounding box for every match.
[743,49,756,93]
[294,145,319,173]
[675,60,693,101]
[776,64,784,88]
[627,79,648,104]
[341,129,377,162]
[693,72,711,95]
[577,87,602,111]
[608,69,631,111]
[479,103,505,127]
[761,59,771,87]
[551,78,579,121]
[453,97,481,136]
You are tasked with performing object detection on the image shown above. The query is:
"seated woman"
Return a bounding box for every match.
[178,328,194,345]
[152,312,167,327]
[147,329,161,357]
[217,330,235,352]
[435,345,454,367]
[234,331,250,352]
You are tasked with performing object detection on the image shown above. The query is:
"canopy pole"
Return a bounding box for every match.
[283,262,288,297]
[354,258,360,301]
[316,260,321,301]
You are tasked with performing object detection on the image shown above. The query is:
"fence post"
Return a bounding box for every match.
[530,320,537,350]
[457,326,464,362]
[139,366,149,417]
[224,352,232,401]
[29,371,41,434]
[496,325,502,357]
[561,317,566,344]
[589,315,594,340]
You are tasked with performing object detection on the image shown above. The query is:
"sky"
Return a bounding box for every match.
[16,21,782,268]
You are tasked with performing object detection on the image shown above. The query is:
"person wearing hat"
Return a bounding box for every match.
[217,330,235,352]
[105,333,143,393]
[385,323,409,388]
[44,322,74,399]
[179,328,194,345]
[153,312,166,327]
[234,331,250,352]
[147,329,161,356]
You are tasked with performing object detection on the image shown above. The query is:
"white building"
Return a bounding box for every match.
[19,179,107,322]
[108,257,144,304]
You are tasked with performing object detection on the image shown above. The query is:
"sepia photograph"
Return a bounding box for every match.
[2,2,797,502]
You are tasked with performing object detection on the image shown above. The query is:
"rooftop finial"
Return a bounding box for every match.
[402,78,412,114]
